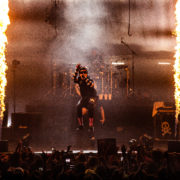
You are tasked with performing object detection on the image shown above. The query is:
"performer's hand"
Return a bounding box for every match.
[85,78,89,83]
[76,64,81,71]
[73,72,77,78]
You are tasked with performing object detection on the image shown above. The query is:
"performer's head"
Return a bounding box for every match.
[79,67,88,80]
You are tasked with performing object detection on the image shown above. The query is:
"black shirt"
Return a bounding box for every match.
[74,77,97,98]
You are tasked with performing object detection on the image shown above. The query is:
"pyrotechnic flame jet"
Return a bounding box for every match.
[174,0,180,137]
[0,0,10,124]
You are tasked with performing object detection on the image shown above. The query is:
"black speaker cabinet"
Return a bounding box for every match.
[154,108,175,139]
[168,140,180,152]
[97,138,117,155]
[11,112,42,130]
[0,140,8,152]
[1,128,13,141]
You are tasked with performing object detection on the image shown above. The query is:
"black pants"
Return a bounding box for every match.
[77,96,97,118]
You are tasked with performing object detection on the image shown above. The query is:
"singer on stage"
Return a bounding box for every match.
[73,64,99,140]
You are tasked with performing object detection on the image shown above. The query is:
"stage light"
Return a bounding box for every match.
[83,150,97,153]
[112,62,125,65]
[158,62,171,65]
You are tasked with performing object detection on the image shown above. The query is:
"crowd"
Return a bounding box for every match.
[0,135,180,180]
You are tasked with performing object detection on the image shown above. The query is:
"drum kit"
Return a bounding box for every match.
[56,59,130,100]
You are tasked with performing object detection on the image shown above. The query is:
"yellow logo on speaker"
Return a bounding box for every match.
[161,121,172,136]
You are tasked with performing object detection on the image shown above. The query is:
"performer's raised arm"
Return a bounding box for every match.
[73,64,81,83]
[85,78,94,88]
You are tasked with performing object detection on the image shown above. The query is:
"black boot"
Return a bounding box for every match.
[88,126,95,140]
[76,125,84,131]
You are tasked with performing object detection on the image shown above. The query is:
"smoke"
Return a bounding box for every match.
[49,0,107,65]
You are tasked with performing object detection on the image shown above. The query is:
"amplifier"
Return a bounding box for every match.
[0,140,8,152]
[97,138,117,155]
[11,112,42,130]
[168,140,180,152]
[154,109,175,139]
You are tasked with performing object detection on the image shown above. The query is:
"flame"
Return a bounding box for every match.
[0,0,10,120]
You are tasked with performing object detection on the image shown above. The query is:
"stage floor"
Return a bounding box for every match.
[5,125,169,153]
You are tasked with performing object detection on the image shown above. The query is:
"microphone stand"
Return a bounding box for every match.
[121,38,137,96]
